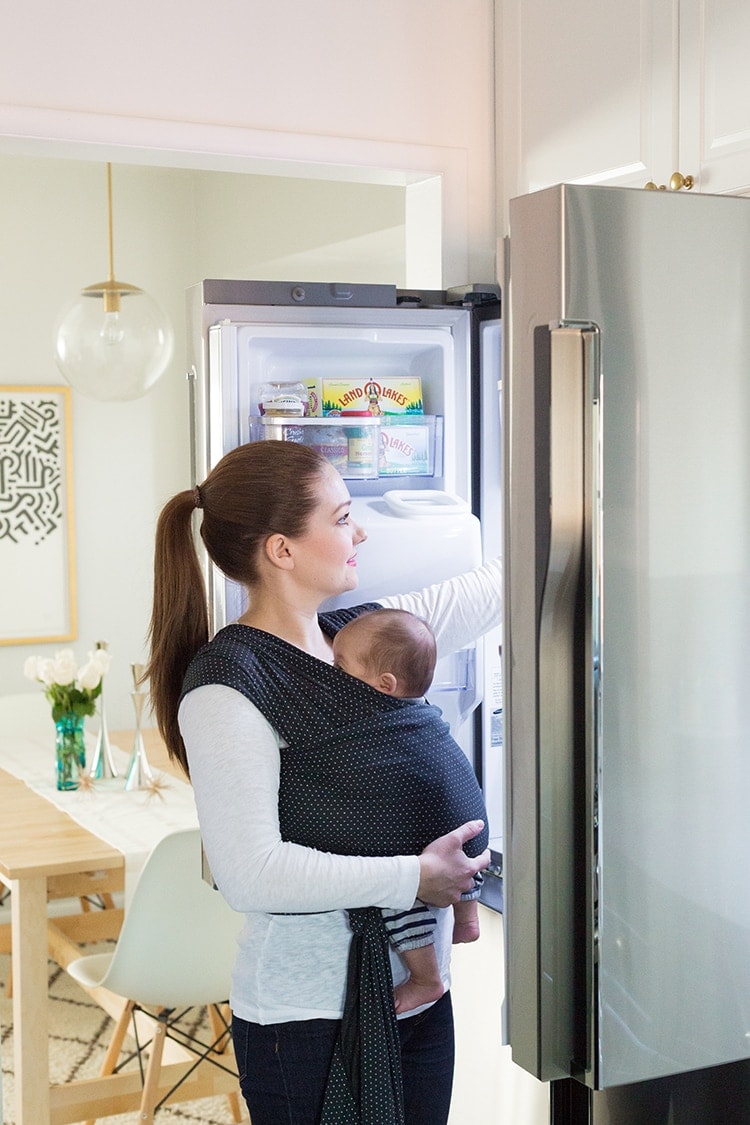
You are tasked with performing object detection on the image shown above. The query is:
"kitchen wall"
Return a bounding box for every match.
[0,0,496,286]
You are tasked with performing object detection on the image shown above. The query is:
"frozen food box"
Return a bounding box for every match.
[378,416,437,476]
[321,377,423,416]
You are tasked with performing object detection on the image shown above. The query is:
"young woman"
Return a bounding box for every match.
[146,440,501,1125]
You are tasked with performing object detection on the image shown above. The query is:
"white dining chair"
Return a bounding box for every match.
[66,827,245,1124]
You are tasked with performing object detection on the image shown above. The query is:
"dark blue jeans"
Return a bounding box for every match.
[232,990,455,1125]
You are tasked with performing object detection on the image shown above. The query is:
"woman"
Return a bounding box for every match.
[146,440,500,1125]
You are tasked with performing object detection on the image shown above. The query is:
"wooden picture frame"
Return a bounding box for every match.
[0,385,77,644]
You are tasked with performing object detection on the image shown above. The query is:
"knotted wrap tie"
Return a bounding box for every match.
[320,906,404,1124]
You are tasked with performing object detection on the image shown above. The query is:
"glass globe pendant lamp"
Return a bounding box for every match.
[53,163,174,402]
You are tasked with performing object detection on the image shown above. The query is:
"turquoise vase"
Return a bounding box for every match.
[55,712,86,791]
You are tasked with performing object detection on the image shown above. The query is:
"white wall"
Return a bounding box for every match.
[0,0,497,286]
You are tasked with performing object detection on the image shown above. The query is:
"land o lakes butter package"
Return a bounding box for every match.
[321,377,423,415]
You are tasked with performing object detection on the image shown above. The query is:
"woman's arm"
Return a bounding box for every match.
[181,683,421,914]
[378,556,502,659]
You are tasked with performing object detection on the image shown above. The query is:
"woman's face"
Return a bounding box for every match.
[290,464,367,599]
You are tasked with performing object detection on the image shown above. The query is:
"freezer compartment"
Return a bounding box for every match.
[203,314,470,499]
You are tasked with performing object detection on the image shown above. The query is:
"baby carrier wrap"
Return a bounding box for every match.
[182,607,489,1125]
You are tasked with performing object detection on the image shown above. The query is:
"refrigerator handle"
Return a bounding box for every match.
[535,326,588,1079]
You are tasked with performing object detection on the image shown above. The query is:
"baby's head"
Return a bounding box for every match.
[332,608,437,698]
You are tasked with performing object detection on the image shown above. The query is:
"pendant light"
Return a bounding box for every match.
[53,163,174,402]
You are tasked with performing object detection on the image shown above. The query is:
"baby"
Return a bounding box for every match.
[332,607,482,1014]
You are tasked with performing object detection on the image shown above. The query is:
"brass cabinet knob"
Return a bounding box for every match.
[644,171,695,191]
[669,171,694,191]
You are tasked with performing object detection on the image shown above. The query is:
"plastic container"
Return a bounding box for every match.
[378,415,441,476]
[257,380,309,416]
[250,416,380,479]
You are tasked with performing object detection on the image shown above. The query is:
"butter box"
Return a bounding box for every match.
[302,378,323,417]
[322,377,423,416]
[378,416,437,476]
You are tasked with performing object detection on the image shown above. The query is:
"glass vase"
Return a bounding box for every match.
[55,711,86,791]
[89,639,118,781]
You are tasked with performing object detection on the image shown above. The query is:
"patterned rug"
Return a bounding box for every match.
[0,948,246,1123]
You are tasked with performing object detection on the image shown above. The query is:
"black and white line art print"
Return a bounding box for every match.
[0,386,76,644]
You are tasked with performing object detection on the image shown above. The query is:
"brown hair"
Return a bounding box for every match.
[145,440,330,773]
[337,608,437,697]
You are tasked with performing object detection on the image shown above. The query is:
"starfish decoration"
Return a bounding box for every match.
[76,772,98,796]
[142,773,170,802]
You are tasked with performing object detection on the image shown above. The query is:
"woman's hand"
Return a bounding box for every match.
[417,820,489,907]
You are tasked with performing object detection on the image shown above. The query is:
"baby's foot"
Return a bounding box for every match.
[452,918,481,944]
[393,976,445,1015]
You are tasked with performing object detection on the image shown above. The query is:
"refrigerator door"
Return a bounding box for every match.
[476,317,505,864]
[505,184,750,1090]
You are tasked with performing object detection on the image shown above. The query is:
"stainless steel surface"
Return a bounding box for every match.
[505,183,750,1092]
[537,327,586,1079]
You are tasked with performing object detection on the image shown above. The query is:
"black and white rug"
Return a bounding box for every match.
[0,949,245,1123]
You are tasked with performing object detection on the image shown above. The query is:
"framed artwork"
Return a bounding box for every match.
[0,385,77,645]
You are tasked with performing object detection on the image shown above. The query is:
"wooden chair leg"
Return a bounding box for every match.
[137,1012,167,1124]
[82,999,135,1125]
[207,1004,243,1123]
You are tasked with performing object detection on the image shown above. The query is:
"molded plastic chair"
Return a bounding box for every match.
[66,827,245,1123]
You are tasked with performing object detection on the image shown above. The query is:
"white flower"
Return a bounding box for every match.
[21,643,111,722]
[90,649,112,675]
[77,660,103,691]
[52,650,78,687]
[37,658,57,686]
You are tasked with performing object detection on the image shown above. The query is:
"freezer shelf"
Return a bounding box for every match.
[249,414,443,480]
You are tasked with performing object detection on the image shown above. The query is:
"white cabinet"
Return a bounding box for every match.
[679,0,750,195]
[500,0,750,222]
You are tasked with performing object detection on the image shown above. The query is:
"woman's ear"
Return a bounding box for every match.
[262,533,295,570]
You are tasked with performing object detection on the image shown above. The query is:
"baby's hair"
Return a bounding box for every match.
[338,608,437,697]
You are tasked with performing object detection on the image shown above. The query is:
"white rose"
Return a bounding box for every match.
[23,655,41,681]
[78,660,102,691]
[52,650,78,686]
[38,658,56,686]
[90,649,112,675]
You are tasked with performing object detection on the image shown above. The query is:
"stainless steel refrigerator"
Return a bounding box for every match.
[185,279,505,885]
[503,183,750,1122]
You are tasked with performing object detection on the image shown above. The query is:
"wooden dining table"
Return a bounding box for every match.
[0,715,240,1124]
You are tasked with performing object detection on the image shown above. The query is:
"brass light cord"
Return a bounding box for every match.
[103,163,120,313]
[107,162,115,286]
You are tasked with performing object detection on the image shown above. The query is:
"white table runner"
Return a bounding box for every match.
[0,693,199,904]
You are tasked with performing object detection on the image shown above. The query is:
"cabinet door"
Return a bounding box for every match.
[680,0,750,195]
[500,0,675,214]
